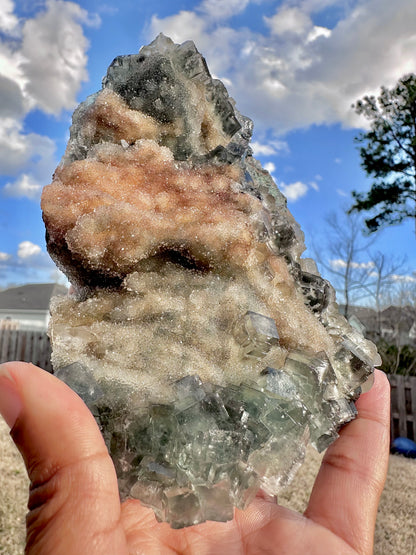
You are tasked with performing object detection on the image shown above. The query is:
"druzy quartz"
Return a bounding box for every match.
[41,34,380,528]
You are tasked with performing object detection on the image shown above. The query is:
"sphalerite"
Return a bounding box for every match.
[41,34,381,528]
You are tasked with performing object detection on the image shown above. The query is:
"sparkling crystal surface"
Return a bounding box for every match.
[42,34,381,528]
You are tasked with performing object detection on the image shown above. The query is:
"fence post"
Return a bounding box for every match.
[0,330,52,372]
[388,374,416,443]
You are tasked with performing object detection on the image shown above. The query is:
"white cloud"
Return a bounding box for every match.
[264,161,276,174]
[0,239,59,285]
[199,0,251,20]
[150,12,208,49]
[0,1,92,115]
[0,74,25,119]
[0,40,27,103]
[330,259,375,270]
[307,25,331,42]
[309,181,319,191]
[391,274,416,283]
[265,7,312,37]
[17,241,42,259]
[279,180,308,201]
[251,139,289,156]
[330,259,347,269]
[300,0,345,13]
[149,0,416,134]
[50,267,70,286]
[336,188,348,197]
[20,0,90,115]
[0,1,94,201]
[0,118,55,175]
[251,142,276,156]
[0,0,19,36]
[3,173,42,199]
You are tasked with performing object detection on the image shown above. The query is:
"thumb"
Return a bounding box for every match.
[0,362,128,555]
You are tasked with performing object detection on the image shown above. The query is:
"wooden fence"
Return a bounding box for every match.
[0,329,52,372]
[388,374,416,443]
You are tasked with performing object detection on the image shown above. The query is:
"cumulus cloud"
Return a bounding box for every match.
[17,241,42,259]
[251,142,276,156]
[0,1,95,199]
[0,240,58,285]
[150,12,208,49]
[264,161,276,174]
[20,0,90,114]
[0,75,25,119]
[391,274,416,283]
[0,0,19,35]
[49,267,70,286]
[251,139,289,156]
[0,1,92,115]
[330,259,375,270]
[265,6,312,36]
[149,0,416,134]
[199,0,251,20]
[3,173,43,199]
[0,118,55,176]
[279,180,309,201]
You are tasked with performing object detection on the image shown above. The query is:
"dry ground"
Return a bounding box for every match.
[1,416,415,554]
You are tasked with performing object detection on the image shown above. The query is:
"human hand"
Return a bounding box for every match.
[0,362,390,555]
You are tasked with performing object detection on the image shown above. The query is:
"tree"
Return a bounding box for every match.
[377,281,416,376]
[359,251,407,338]
[314,212,407,320]
[350,74,416,235]
[313,212,374,318]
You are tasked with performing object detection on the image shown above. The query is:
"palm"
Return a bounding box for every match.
[0,362,389,555]
[119,497,356,554]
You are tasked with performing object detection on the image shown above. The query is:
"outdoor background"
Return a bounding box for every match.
[1,1,416,554]
[1,0,416,288]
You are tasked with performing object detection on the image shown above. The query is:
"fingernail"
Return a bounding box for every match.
[0,368,22,430]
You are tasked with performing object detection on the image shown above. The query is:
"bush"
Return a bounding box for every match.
[377,339,416,376]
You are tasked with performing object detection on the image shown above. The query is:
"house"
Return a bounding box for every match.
[344,304,416,347]
[0,283,67,331]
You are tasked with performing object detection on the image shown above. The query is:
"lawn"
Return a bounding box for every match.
[1,417,415,554]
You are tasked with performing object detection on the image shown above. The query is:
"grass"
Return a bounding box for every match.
[0,418,28,555]
[1,416,415,554]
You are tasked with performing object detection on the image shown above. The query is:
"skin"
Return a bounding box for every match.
[0,362,390,555]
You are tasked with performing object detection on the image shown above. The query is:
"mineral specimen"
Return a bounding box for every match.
[41,34,380,528]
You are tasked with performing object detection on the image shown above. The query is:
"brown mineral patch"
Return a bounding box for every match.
[42,138,264,281]
[43,129,336,358]
[83,89,163,145]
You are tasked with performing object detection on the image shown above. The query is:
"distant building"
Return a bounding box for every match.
[343,304,416,347]
[0,283,67,331]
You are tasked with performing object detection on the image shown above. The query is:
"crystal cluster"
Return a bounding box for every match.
[42,35,380,528]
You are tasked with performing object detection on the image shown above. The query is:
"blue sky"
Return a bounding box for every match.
[0,0,415,300]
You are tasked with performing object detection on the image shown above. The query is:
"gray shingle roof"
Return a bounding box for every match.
[0,283,67,310]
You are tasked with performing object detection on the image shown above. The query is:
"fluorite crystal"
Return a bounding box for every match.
[41,34,380,528]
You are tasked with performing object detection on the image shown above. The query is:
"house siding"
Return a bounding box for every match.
[0,309,49,331]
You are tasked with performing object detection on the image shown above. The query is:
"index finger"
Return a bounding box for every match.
[304,369,390,555]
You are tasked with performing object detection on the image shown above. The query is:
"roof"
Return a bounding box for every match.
[0,283,68,311]
[341,304,416,332]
